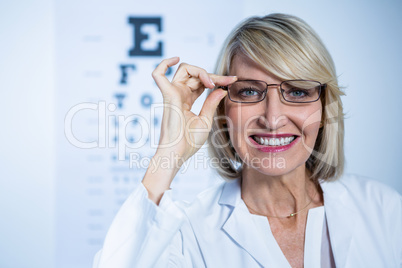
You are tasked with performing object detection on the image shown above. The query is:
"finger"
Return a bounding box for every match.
[152,57,180,90]
[186,79,204,92]
[199,88,228,127]
[173,63,215,89]
[209,74,237,86]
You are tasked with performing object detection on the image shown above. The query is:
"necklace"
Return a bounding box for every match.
[244,190,318,219]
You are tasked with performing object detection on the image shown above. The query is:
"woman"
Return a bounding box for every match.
[94,14,401,268]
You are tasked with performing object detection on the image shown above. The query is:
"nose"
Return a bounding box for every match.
[257,86,289,130]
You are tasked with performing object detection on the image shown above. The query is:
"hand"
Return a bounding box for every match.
[152,57,236,163]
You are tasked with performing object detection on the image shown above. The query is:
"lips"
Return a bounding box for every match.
[248,134,299,153]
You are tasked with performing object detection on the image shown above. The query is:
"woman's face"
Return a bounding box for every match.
[224,53,322,177]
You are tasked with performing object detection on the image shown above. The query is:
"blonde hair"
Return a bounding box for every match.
[207,13,345,182]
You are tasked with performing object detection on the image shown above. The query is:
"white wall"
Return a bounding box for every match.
[0,1,401,268]
[0,0,54,267]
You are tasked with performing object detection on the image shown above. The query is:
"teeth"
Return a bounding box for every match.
[253,136,296,146]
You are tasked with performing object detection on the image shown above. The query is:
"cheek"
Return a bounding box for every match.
[297,106,322,143]
[225,104,250,151]
[225,101,258,131]
[225,101,240,132]
[225,107,241,145]
[302,121,321,141]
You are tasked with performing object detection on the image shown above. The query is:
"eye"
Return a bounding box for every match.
[228,80,267,102]
[281,81,321,103]
[284,88,311,99]
[289,89,308,97]
[238,87,263,97]
[239,88,259,96]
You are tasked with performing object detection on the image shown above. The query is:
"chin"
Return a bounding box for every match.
[255,168,290,178]
[240,151,310,178]
[242,154,286,174]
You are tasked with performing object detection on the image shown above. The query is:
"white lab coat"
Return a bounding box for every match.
[93,174,402,267]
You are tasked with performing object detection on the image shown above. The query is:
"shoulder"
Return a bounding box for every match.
[181,178,239,222]
[322,173,401,217]
[332,174,400,201]
[322,174,401,264]
[188,179,229,210]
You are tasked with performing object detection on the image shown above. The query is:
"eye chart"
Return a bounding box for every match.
[54,1,242,267]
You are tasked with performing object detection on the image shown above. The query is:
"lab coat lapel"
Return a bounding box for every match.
[221,204,272,266]
[219,178,358,267]
[219,179,272,266]
[321,180,357,268]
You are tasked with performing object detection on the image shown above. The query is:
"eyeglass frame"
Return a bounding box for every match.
[219,79,327,104]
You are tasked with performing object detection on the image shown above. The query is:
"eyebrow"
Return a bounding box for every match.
[235,76,252,80]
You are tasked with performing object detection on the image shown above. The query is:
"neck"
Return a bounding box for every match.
[240,165,322,218]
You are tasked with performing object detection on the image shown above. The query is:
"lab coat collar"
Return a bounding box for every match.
[218,178,273,266]
[218,178,241,207]
[321,179,357,268]
[218,177,357,268]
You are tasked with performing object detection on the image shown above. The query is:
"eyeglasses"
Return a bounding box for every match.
[219,79,326,104]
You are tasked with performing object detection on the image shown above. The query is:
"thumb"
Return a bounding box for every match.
[199,88,227,128]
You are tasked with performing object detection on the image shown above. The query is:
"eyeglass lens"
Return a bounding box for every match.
[228,80,321,103]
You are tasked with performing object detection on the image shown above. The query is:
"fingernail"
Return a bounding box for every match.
[209,78,215,87]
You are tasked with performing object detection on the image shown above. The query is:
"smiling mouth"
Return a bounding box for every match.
[251,135,297,146]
